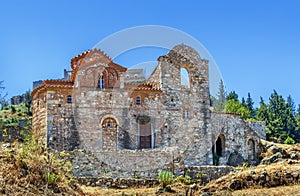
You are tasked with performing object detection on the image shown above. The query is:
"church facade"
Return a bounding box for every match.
[31,44,265,173]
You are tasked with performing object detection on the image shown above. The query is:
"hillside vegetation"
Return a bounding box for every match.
[0,138,83,195]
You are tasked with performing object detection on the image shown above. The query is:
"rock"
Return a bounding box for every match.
[290,153,298,159]
[268,145,280,154]
[227,152,245,167]
[190,183,197,190]
[156,187,164,193]
[118,185,128,189]
[201,192,212,196]
[261,152,283,165]
[228,179,242,190]
[292,172,299,178]
[2,143,10,148]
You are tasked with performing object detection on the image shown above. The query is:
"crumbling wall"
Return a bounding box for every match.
[209,113,263,166]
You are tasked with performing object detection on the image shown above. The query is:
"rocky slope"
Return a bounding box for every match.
[199,140,300,195]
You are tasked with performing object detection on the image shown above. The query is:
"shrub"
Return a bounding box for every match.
[45,173,59,184]
[158,170,174,188]
[284,136,295,145]
[176,175,191,185]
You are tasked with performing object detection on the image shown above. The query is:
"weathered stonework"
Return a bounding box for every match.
[31,44,265,178]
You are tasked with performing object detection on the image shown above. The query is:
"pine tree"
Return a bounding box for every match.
[241,97,246,107]
[287,95,296,115]
[267,90,286,140]
[214,80,226,111]
[226,91,238,101]
[246,93,255,118]
[257,97,268,122]
[285,95,297,138]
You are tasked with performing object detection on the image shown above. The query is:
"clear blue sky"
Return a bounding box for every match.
[0,0,299,107]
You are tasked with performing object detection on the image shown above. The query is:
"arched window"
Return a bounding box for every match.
[67,95,72,103]
[98,74,104,89]
[136,96,141,105]
[180,67,190,88]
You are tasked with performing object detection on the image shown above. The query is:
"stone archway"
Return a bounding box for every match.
[102,117,117,150]
[216,134,225,156]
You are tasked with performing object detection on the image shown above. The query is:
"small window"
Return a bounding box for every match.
[136,96,141,105]
[98,74,104,89]
[107,122,111,127]
[183,109,189,119]
[180,67,190,88]
[170,96,174,102]
[67,95,72,103]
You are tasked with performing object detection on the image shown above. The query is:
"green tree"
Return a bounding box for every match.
[226,91,238,101]
[285,96,297,138]
[287,95,296,115]
[214,80,226,111]
[225,99,251,120]
[267,90,286,139]
[241,97,246,107]
[246,93,255,118]
[257,97,268,122]
[266,90,297,142]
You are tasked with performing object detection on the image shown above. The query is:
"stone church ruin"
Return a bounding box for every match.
[31,44,265,178]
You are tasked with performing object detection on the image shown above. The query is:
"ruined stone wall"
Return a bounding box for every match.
[247,121,266,140]
[68,147,175,179]
[209,113,263,166]
[154,45,211,166]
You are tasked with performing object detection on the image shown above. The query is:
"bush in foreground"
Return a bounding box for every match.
[0,136,83,195]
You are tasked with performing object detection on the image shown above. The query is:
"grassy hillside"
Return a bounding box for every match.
[0,103,31,127]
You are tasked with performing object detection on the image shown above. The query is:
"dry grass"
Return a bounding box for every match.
[230,185,300,196]
[80,184,300,196]
[0,140,83,195]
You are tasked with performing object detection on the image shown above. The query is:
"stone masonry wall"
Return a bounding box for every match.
[209,113,263,166]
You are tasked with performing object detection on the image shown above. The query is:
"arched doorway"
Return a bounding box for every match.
[212,134,225,165]
[137,115,153,149]
[102,117,117,150]
[216,134,225,156]
[247,139,255,161]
